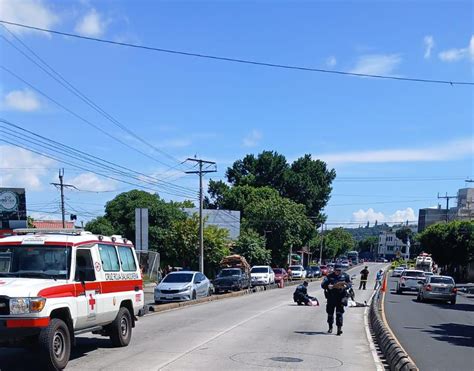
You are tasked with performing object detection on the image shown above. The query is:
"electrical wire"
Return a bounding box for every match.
[0,20,472,86]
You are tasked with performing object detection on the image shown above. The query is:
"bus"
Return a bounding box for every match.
[347,251,359,265]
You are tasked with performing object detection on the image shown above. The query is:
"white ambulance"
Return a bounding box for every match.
[0,229,145,370]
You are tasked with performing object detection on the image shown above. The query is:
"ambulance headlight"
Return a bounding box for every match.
[10,297,46,314]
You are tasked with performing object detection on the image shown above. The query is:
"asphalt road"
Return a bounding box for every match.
[384,276,474,371]
[0,263,386,371]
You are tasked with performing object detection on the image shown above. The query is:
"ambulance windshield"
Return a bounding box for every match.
[0,245,71,280]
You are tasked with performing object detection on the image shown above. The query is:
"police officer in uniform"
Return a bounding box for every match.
[293,281,318,305]
[321,267,352,335]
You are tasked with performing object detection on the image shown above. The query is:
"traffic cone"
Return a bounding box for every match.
[381,276,387,292]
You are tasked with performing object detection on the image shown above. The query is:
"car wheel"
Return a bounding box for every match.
[38,318,71,371]
[214,288,220,294]
[192,290,197,300]
[396,286,402,294]
[109,307,132,347]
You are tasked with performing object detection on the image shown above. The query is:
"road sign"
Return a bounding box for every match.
[135,208,149,252]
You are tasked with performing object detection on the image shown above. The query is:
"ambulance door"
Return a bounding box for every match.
[74,248,100,329]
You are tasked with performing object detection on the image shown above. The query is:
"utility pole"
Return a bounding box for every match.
[185,158,217,273]
[51,169,76,228]
[437,192,457,222]
[319,224,324,264]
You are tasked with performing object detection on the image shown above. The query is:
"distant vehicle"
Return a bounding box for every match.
[289,265,307,279]
[340,261,350,269]
[392,267,405,277]
[250,265,275,286]
[334,263,346,271]
[320,265,329,276]
[347,251,359,265]
[415,252,433,272]
[213,268,250,293]
[273,268,288,285]
[417,275,457,304]
[423,272,434,278]
[155,271,211,303]
[396,270,425,294]
[306,266,321,278]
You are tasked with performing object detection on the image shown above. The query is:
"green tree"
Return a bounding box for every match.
[203,224,231,276]
[234,229,271,266]
[324,228,356,259]
[395,226,414,244]
[357,236,378,253]
[85,216,116,236]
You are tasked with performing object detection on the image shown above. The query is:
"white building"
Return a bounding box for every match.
[378,225,417,259]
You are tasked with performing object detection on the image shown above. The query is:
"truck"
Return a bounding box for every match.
[213,255,251,293]
[415,252,433,272]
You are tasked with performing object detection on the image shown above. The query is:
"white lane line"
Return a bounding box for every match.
[156,301,287,370]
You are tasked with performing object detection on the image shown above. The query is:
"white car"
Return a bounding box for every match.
[250,266,275,286]
[0,229,144,370]
[396,270,426,294]
[154,271,211,303]
[289,265,307,279]
[392,267,405,277]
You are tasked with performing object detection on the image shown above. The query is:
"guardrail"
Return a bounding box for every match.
[369,280,418,371]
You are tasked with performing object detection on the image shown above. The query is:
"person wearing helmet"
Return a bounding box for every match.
[293,281,318,306]
[321,267,352,335]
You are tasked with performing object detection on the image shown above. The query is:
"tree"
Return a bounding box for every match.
[203,224,231,276]
[395,226,414,244]
[85,216,116,236]
[323,228,356,259]
[357,236,378,253]
[234,229,271,266]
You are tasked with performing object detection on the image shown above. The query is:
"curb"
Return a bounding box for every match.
[368,281,418,371]
[146,277,321,314]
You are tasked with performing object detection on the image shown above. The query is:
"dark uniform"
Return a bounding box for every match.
[359,267,369,290]
[293,283,317,305]
[321,271,351,335]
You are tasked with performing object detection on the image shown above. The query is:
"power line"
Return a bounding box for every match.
[0,27,191,174]
[1,20,472,86]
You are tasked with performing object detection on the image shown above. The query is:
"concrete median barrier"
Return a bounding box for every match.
[368,280,418,371]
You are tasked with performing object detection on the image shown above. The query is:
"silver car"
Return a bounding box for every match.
[154,271,211,304]
[417,275,457,304]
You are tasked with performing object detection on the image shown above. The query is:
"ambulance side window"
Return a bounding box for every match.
[118,246,137,272]
[98,244,120,271]
[75,249,96,282]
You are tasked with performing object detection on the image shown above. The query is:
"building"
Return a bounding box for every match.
[182,208,241,240]
[32,220,75,229]
[378,225,417,260]
[418,187,474,232]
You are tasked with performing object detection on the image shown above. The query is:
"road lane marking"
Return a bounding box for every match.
[156,301,288,370]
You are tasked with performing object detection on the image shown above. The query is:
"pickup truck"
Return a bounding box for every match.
[213,268,250,293]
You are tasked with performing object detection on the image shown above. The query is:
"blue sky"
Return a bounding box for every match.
[0,0,472,226]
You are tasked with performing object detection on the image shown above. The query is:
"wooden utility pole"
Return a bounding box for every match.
[50,169,76,228]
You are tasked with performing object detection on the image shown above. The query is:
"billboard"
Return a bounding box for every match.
[0,188,27,230]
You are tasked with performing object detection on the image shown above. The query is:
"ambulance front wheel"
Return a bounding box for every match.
[109,307,132,347]
[38,318,71,370]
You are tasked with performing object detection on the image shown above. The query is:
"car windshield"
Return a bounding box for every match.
[289,266,302,271]
[403,271,425,277]
[251,267,268,273]
[218,269,241,277]
[163,273,194,283]
[431,277,454,284]
[0,245,71,279]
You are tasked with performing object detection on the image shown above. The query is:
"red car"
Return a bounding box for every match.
[273,268,288,287]
[320,265,329,276]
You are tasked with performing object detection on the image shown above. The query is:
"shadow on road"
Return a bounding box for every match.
[294,331,329,336]
[411,299,474,312]
[423,323,474,347]
[0,337,113,370]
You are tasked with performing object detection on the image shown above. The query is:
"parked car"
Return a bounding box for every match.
[155,271,211,303]
[289,265,307,279]
[392,267,405,277]
[396,270,425,294]
[320,265,329,276]
[273,268,288,285]
[250,265,275,286]
[213,268,250,293]
[417,275,457,304]
[306,266,321,278]
[340,261,350,269]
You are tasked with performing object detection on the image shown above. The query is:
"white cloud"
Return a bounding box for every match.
[2,89,41,111]
[74,8,106,37]
[69,172,117,192]
[326,56,337,67]
[423,35,434,59]
[316,137,473,165]
[0,145,55,190]
[243,130,262,147]
[350,54,402,75]
[0,0,59,36]
[438,35,474,62]
[352,207,416,223]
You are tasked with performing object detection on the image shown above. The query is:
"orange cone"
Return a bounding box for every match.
[381,276,387,292]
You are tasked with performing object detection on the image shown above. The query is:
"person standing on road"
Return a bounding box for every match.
[321,267,351,335]
[374,269,384,290]
[359,266,369,290]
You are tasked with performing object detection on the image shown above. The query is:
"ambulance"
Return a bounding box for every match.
[0,229,145,370]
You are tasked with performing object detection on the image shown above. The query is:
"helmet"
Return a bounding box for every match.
[303,281,309,286]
